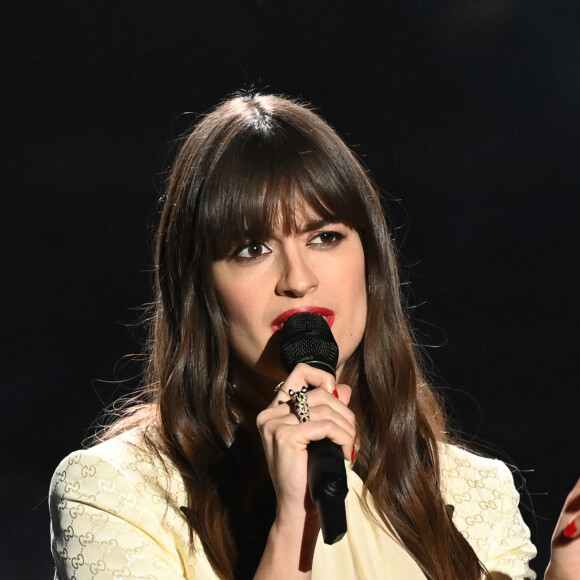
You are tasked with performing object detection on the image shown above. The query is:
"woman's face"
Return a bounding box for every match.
[211,207,367,387]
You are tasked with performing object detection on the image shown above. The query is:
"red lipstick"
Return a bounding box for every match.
[271,307,335,332]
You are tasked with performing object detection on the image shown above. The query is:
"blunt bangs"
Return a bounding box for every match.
[196,116,372,260]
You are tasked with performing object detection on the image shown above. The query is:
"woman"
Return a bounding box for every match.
[50,93,536,579]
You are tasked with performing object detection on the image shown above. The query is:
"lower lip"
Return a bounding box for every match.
[271,309,335,332]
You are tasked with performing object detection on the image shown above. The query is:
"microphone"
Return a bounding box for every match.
[279,311,348,545]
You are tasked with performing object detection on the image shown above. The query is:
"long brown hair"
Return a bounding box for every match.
[108,93,485,579]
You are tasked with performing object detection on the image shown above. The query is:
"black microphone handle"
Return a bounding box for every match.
[305,362,348,545]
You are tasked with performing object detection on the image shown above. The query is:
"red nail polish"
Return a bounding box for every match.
[564,520,578,538]
[351,433,357,462]
[332,389,339,399]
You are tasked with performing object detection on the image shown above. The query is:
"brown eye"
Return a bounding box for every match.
[232,241,271,260]
[246,243,264,257]
[308,231,345,246]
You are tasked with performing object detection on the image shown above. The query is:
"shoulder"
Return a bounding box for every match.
[439,444,537,577]
[50,428,187,518]
[438,442,519,524]
[49,431,219,578]
[439,442,514,490]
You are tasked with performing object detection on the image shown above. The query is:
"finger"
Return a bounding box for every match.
[302,388,355,426]
[283,363,337,396]
[265,414,355,452]
[270,381,293,405]
[259,394,356,455]
[295,417,355,460]
[308,404,357,442]
[266,384,355,433]
[284,394,356,460]
[564,477,580,511]
[307,400,356,461]
[261,386,339,426]
[270,365,355,413]
[328,383,352,406]
[257,400,296,430]
[563,517,580,539]
[268,380,308,412]
[552,477,580,543]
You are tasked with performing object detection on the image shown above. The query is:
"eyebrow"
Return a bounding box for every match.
[295,218,339,234]
[238,218,341,243]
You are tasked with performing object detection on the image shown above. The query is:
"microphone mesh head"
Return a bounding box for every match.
[279,312,339,375]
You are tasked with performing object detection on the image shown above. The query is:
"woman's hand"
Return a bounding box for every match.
[257,363,355,515]
[254,364,356,578]
[545,477,580,580]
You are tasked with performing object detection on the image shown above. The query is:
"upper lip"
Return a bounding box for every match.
[271,307,335,332]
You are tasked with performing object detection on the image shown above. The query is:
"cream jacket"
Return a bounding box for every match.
[50,430,536,579]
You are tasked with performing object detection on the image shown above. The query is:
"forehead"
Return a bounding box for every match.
[264,199,336,234]
[201,162,364,261]
[246,188,357,244]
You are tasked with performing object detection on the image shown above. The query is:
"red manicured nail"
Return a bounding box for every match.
[351,433,357,462]
[564,520,578,538]
[332,389,339,399]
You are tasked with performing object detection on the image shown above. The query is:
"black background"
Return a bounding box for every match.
[3,1,579,577]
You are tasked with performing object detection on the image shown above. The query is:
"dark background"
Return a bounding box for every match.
[3,1,579,577]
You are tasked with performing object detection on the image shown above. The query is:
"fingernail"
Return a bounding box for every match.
[332,389,339,399]
[564,520,578,538]
[351,433,357,462]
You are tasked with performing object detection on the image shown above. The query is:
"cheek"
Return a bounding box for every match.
[212,274,244,337]
[337,259,368,361]
[352,256,368,339]
[215,282,265,356]
[220,293,253,341]
[349,250,367,312]
[350,286,367,343]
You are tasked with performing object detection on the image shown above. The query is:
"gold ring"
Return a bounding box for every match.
[291,387,310,423]
[275,381,290,397]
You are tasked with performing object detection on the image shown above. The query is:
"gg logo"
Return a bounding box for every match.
[64,481,80,494]
[465,514,484,526]
[99,479,116,493]
[69,504,85,519]
[71,554,85,570]
[89,560,106,574]
[443,467,460,479]
[90,512,108,526]
[79,532,94,547]
[81,464,96,477]
[63,525,75,541]
[54,470,67,484]
[452,491,472,505]
[467,478,484,489]
[101,539,119,553]
[478,500,497,511]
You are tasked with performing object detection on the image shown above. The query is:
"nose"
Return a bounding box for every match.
[275,249,319,297]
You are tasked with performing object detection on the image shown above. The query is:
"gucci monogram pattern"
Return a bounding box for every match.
[50,431,216,580]
[50,431,536,579]
[439,444,536,578]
